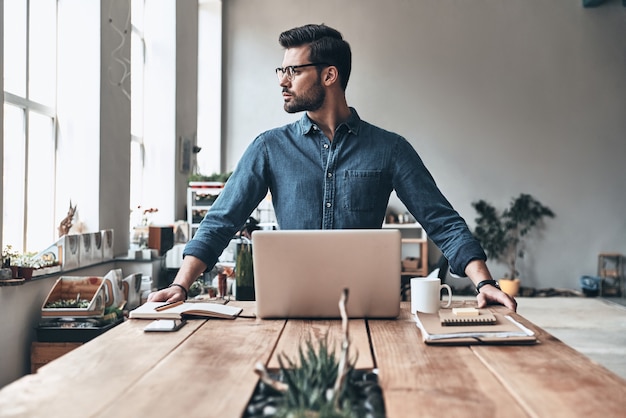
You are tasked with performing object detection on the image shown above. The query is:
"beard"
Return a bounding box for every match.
[283,77,326,113]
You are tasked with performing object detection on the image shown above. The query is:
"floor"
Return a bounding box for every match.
[515,296,626,380]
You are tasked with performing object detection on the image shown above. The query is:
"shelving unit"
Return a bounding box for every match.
[597,253,624,297]
[383,222,428,277]
[187,182,225,238]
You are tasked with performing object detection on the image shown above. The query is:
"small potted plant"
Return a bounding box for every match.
[472,193,555,296]
[2,245,20,278]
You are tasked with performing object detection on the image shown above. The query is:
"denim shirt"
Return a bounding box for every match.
[184,108,486,275]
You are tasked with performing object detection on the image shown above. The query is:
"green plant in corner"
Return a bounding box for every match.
[472,193,555,282]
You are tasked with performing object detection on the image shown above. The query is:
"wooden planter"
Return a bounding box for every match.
[41,276,106,318]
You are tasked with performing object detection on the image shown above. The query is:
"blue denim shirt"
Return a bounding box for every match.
[184,108,486,275]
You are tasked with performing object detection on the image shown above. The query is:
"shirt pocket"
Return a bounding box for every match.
[342,170,381,211]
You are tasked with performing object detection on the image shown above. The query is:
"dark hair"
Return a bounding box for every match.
[278,24,352,90]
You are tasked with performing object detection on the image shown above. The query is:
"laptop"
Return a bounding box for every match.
[252,229,401,319]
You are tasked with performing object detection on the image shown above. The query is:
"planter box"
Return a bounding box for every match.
[36,319,123,343]
[31,342,83,373]
[101,229,114,261]
[32,265,62,278]
[41,276,106,318]
[92,232,103,263]
[79,233,94,266]
[61,235,81,270]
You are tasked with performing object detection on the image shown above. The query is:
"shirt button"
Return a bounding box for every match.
[327,172,333,178]
[326,202,332,208]
[323,144,329,149]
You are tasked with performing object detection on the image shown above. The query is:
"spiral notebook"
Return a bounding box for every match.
[439,308,497,326]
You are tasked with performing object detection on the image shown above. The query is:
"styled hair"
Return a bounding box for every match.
[278,24,352,90]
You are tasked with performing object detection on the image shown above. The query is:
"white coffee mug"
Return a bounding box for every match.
[411,277,452,314]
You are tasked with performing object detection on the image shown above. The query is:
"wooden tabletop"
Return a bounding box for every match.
[1,301,625,417]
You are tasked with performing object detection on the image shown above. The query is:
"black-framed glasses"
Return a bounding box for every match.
[275,62,329,81]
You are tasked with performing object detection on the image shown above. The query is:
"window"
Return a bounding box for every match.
[3,0,57,252]
[130,0,145,218]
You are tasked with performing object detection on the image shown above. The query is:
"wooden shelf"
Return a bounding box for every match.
[385,222,429,278]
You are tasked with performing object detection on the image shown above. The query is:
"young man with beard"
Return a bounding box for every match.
[149,24,516,311]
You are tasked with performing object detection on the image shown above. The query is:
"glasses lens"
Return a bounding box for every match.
[276,67,294,81]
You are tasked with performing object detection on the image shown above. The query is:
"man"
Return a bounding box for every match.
[149,24,516,311]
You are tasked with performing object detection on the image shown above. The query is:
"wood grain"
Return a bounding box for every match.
[472,311,626,417]
[0,319,204,417]
[369,303,527,417]
[2,301,625,418]
[96,316,285,417]
[267,319,374,370]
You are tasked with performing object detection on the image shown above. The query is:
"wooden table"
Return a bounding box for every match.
[1,301,625,417]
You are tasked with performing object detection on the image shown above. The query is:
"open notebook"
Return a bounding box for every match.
[129,301,242,320]
[252,229,402,319]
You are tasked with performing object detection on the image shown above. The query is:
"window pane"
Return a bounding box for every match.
[2,104,26,250]
[131,0,144,138]
[29,0,57,105]
[3,0,27,96]
[130,139,143,210]
[131,29,144,138]
[26,111,56,252]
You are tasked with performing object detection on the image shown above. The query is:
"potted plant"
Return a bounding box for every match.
[2,245,20,278]
[471,193,555,296]
[188,171,232,184]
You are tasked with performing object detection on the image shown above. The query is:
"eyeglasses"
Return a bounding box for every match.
[275,62,329,81]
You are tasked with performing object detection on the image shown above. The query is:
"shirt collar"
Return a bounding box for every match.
[298,107,361,136]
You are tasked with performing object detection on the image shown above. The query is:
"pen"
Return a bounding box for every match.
[155,300,184,312]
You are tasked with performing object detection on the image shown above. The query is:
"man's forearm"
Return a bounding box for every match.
[173,255,208,290]
[464,259,495,288]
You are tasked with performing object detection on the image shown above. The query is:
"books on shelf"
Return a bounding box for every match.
[414,308,536,345]
[129,301,242,320]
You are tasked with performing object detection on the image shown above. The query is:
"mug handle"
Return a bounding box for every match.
[440,284,453,308]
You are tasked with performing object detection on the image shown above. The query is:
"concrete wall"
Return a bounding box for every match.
[222,0,626,289]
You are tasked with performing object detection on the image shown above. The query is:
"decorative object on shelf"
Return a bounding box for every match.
[471,193,555,297]
[58,200,77,238]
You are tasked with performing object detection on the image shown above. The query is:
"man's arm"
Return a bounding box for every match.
[147,255,207,303]
[464,259,517,311]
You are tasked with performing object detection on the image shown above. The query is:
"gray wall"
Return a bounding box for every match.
[222,0,626,289]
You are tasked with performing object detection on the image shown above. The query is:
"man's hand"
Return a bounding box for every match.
[465,259,517,311]
[476,284,517,311]
[147,255,207,303]
[147,285,186,303]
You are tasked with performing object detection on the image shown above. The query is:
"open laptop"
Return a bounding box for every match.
[252,229,401,319]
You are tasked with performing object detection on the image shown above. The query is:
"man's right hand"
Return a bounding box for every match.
[147,284,186,303]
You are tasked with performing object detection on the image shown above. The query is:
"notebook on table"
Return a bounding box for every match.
[252,229,402,319]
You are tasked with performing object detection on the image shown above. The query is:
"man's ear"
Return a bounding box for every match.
[323,66,339,86]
